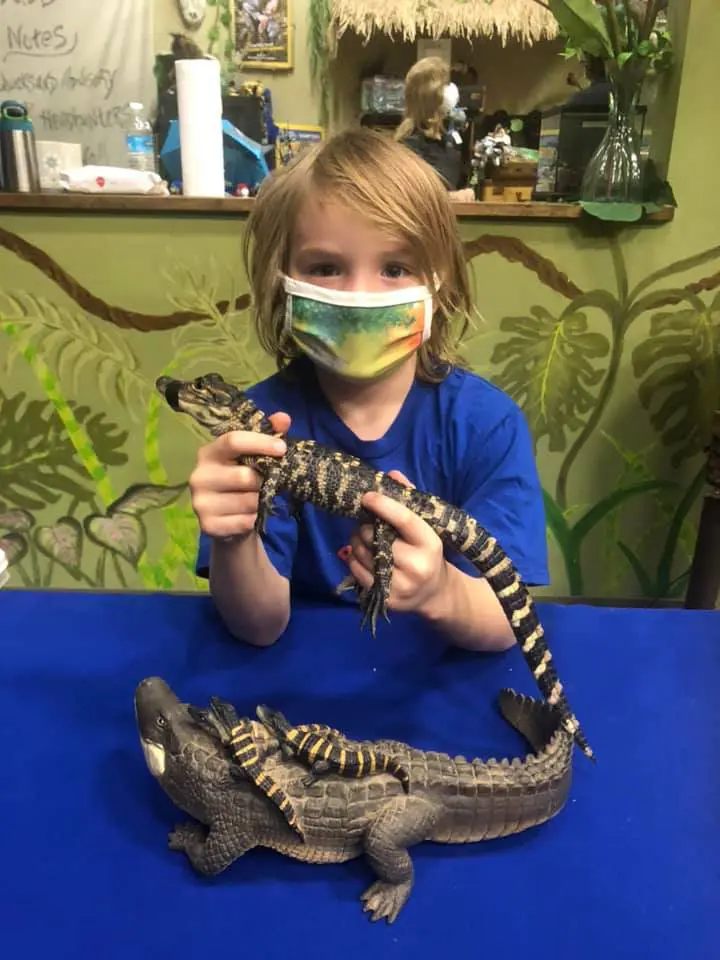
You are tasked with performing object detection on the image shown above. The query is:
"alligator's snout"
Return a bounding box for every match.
[134,677,182,779]
[155,376,182,410]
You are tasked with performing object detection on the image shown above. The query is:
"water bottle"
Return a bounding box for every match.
[125,101,157,173]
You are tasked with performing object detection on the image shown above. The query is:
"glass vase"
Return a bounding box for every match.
[581,80,644,204]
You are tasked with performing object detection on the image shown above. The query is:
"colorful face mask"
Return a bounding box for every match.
[282,275,434,381]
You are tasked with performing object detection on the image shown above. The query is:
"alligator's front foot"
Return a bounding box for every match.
[361,879,413,924]
[168,820,206,853]
[168,819,252,876]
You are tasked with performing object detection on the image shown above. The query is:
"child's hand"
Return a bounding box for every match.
[344,470,449,619]
[189,412,290,540]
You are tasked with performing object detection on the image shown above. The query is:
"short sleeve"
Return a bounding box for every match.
[195,492,299,580]
[447,406,549,587]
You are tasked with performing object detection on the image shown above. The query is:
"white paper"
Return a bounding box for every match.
[175,58,225,197]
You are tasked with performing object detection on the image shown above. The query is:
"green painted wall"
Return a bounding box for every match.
[1,0,718,602]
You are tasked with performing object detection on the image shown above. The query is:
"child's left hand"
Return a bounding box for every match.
[343,470,449,618]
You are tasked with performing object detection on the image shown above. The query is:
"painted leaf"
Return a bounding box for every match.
[547,0,614,59]
[84,513,146,567]
[34,517,83,574]
[0,508,34,532]
[0,388,127,511]
[0,532,27,566]
[108,482,187,517]
[631,300,720,466]
[491,305,610,452]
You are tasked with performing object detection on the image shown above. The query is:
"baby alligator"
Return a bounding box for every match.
[156,372,593,761]
[256,704,411,792]
[188,696,305,839]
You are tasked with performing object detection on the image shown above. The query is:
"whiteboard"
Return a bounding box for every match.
[0,0,156,166]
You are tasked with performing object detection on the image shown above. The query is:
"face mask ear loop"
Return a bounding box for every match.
[283,291,294,335]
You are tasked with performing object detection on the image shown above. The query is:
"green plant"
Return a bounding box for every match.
[205,0,235,77]
[308,0,333,129]
[537,0,673,80]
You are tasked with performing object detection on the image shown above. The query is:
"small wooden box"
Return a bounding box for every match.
[480,181,535,203]
[481,159,537,203]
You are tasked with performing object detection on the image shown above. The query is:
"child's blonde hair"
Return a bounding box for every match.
[395,56,450,143]
[242,127,472,383]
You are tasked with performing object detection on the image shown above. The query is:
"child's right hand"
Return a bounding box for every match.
[188,412,290,540]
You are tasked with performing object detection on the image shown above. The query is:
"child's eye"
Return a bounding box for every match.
[307,263,339,277]
[383,263,412,279]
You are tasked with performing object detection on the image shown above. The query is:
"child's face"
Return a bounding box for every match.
[287,195,423,295]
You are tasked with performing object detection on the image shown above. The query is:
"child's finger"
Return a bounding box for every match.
[387,469,415,488]
[345,551,373,591]
[361,491,432,548]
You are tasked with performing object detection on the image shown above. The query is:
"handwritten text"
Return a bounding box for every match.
[0,66,118,99]
[4,24,78,61]
[37,104,128,134]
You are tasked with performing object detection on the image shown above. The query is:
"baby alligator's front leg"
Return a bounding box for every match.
[253,459,286,535]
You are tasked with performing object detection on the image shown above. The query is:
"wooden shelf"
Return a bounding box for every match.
[0,191,675,222]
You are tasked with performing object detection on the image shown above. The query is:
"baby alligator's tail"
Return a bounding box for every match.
[434,510,594,762]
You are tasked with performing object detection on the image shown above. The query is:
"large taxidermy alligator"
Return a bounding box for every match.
[135,677,574,924]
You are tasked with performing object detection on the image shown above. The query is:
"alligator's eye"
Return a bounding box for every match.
[156,714,167,728]
[193,377,205,389]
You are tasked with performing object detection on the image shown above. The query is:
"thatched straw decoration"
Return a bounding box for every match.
[330,0,560,45]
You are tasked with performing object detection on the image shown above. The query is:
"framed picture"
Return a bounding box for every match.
[233,0,292,71]
[274,123,324,167]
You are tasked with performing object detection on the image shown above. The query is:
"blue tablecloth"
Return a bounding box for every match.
[1,590,718,959]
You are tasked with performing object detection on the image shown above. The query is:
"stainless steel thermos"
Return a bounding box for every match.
[0,100,41,192]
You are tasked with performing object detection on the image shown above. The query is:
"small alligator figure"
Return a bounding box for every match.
[155,371,593,762]
[187,695,305,839]
[255,704,411,792]
[135,676,575,924]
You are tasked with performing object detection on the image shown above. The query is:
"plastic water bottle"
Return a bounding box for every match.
[125,102,157,173]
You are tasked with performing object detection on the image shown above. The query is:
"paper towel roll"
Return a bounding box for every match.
[175,57,225,197]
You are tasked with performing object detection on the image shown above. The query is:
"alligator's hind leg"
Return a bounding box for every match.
[358,520,398,637]
[361,796,438,923]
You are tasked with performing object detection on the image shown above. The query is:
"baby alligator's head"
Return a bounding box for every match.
[155,372,271,436]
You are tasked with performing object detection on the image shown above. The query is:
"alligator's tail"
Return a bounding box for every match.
[497,688,567,754]
[428,509,594,762]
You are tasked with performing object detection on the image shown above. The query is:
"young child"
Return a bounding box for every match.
[189,127,548,651]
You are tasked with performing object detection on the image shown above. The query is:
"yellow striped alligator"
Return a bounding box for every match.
[255,704,411,792]
[135,676,575,924]
[155,372,593,761]
[187,696,305,839]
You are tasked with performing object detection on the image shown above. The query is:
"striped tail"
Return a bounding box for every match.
[438,515,594,762]
[378,754,411,793]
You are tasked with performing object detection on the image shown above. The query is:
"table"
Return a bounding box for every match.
[1,591,718,959]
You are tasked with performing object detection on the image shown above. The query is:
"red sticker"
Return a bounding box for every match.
[96,176,106,188]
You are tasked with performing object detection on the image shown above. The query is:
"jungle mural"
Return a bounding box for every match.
[0,220,717,601]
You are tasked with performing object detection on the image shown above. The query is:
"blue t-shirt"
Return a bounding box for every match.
[195,360,549,598]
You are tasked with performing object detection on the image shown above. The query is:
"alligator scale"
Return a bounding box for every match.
[135,677,575,924]
[156,372,593,761]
